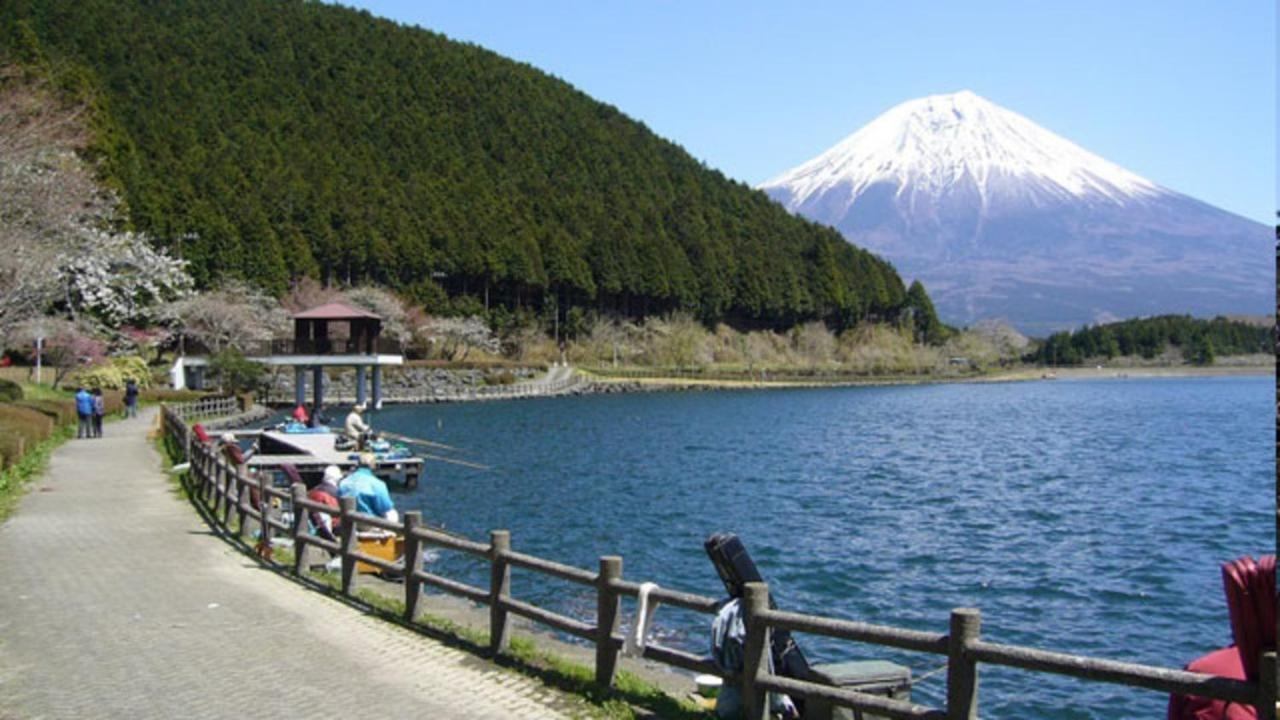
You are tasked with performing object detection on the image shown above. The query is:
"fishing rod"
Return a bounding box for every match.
[378,429,469,454]
[415,450,492,472]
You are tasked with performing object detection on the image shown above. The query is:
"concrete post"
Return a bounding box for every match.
[372,365,383,409]
[403,512,423,622]
[294,367,306,408]
[742,582,771,720]
[595,556,623,687]
[312,366,324,411]
[947,608,981,720]
[355,366,368,407]
[489,530,512,655]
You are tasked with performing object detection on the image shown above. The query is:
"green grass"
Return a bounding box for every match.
[0,424,74,522]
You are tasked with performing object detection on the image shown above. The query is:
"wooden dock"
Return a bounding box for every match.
[245,429,423,489]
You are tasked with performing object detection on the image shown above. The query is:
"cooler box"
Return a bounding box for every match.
[356,534,404,574]
[804,660,911,720]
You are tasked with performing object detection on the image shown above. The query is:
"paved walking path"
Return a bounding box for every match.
[0,408,576,719]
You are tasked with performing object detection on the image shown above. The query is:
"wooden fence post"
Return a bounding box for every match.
[290,483,308,576]
[403,512,423,622]
[257,471,273,551]
[235,467,250,538]
[339,496,358,595]
[742,581,771,720]
[221,467,237,527]
[489,529,511,655]
[946,608,981,720]
[1259,651,1277,720]
[595,556,622,687]
[212,460,224,517]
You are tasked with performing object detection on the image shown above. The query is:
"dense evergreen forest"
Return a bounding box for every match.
[1,0,919,330]
[1027,316,1270,366]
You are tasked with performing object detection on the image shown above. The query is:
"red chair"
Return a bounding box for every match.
[1169,555,1276,720]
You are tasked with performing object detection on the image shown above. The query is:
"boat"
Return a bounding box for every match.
[248,426,424,489]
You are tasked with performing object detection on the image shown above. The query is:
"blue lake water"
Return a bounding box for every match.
[367,375,1273,718]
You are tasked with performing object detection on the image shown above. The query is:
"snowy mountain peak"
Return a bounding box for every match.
[761,91,1163,209]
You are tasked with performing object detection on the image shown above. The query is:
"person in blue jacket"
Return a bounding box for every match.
[74,387,93,439]
[337,453,398,523]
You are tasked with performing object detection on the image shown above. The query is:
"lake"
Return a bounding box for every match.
[368,375,1274,718]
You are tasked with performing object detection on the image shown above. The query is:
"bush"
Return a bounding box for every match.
[76,363,125,390]
[483,370,516,386]
[0,434,21,470]
[0,379,22,402]
[0,404,54,466]
[14,399,77,425]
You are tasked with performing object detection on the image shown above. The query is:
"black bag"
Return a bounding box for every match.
[705,533,812,684]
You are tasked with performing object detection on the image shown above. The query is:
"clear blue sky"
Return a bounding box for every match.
[343,1,1275,224]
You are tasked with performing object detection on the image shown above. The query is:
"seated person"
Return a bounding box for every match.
[291,404,310,424]
[337,453,398,525]
[306,465,343,542]
[344,402,371,448]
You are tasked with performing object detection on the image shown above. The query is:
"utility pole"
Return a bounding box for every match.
[34,335,43,385]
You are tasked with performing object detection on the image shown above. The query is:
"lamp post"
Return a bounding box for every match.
[34,335,43,385]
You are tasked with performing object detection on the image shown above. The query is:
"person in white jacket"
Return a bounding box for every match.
[344,402,371,448]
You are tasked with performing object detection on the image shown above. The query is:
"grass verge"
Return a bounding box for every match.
[0,424,74,522]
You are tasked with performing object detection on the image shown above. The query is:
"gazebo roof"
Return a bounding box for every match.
[291,301,381,321]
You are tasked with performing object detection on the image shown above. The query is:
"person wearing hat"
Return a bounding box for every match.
[307,465,343,542]
[344,402,372,449]
[337,452,398,524]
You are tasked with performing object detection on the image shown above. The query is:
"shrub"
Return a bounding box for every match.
[14,399,76,425]
[0,434,21,469]
[0,405,54,441]
[111,356,151,387]
[483,370,516,386]
[0,379,21,402]
[77,363,125,390]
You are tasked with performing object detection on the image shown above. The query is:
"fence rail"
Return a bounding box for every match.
[167,396,241,422]
[159,404,1275,719]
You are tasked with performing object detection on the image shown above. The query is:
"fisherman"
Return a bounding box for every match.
[291,403,310,425]
[74,387,93,439]
[307,465,343,542]
[337,453,398,524]
[344,402,372,449]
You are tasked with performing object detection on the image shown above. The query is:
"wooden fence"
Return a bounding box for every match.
[167,396,241,422]
[160,404,1275,719]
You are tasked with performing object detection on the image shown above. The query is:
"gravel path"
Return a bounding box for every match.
[0,408,577,719]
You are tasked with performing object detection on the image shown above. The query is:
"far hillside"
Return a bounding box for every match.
[1026,316,1271,366]
[1,0,920,331]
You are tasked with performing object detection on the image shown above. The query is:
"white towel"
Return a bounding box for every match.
[622,582,661,658]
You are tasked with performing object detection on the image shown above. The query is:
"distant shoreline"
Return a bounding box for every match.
[579,363,1274,392]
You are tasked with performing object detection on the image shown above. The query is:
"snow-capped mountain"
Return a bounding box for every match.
[760,91,1271,334]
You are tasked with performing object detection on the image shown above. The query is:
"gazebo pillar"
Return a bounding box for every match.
[372,365,383,409]
[294,367,306,408]
[312,366,325,411]
[355,366,368,406]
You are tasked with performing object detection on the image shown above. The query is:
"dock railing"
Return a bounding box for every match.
[160,404,1276,719]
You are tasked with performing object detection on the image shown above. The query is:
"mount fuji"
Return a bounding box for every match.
[759,91,1271,334]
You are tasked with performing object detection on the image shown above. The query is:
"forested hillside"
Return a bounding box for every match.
[1027,315,1270,366]
[1,0,916,330]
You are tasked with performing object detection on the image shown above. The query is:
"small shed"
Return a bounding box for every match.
[292,302,382,355]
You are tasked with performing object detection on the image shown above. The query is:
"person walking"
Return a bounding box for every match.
[123,379,139,419]
[74,387,93,439]
[91,388,105,438]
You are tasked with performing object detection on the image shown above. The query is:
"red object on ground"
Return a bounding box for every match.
[1168,555,1276,720]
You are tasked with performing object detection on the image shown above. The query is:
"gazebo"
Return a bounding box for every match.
[290,301,383,356]
[177,300,404,409]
